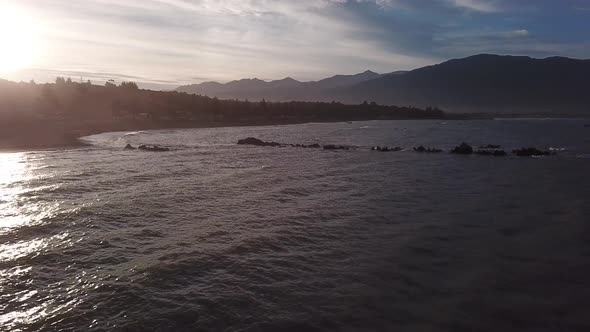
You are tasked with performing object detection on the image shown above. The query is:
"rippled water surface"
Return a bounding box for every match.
[1,119,590,331]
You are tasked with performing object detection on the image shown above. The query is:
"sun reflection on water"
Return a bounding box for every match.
[1,153,28,231]
[0,231,82,330]
[0,152,27,185]
[0,152,88,330]
[0,152,62,234]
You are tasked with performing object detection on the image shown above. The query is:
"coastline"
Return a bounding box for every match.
[2,118,446,152]
[2,115,587,153]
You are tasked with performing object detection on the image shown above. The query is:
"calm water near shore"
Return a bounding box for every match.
[1,119,589,331]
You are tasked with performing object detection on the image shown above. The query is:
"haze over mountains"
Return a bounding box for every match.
[177,70,387,104]
[177,54,590,114]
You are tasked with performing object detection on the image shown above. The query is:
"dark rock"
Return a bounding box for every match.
[413,146,442,153]
[124,144,136,150]
[451,142,474,155]
[294,143,320,148]
[138,145,170,152]
[477,144,506,156]
[372,146,403,152]
[237,137,281,147]
[323,144,350,151]
[512,147,555,157]
[237,137,264,146]
[238,138,323,149]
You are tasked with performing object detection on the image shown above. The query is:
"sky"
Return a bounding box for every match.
[0,0,589,89]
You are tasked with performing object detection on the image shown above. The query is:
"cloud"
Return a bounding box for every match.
[508,29,529,37]
[9,0,436,85]
[430,28,590,60]
[355,0,397,8]
[447,0,499,13]
[3,0,589,88]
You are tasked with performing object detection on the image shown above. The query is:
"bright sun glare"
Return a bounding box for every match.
[0,5,40,73]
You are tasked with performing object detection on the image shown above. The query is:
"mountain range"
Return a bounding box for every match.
[177,70,387,103]
[177,54,590,114]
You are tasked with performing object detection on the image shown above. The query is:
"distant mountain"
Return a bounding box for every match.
[314,70,382,89]
[176,70,384,102]
[177,54,590,113]
[338,54,590,113]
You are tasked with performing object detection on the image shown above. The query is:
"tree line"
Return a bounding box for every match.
[1,78,446,129]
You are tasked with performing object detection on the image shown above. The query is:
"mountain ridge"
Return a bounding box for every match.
[176,70,384,101]
[340,54,590,112]
[176,54,590,113]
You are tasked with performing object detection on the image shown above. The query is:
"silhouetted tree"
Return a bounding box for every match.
[261,98,267,111]
[120,81,139,90]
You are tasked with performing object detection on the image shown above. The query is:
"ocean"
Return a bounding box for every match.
[1,119,589,331]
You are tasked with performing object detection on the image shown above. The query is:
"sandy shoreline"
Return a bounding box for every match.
[3,116,588,153]
[0,118,425,152]
[0,121,316,152]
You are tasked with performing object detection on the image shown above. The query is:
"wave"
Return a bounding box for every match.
[123,131,148,137]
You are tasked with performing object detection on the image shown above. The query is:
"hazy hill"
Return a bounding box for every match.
[176,70,384,102]
[339,54,590,113]
[177,54,590,114]
[314,70,382,89]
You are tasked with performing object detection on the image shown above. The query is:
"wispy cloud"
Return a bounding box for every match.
[9,0,436,86]
[508,29,529,37]
[447,0,500,12]
[2,0,589,88]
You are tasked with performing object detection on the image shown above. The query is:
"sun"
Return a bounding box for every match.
[0,5,40,73]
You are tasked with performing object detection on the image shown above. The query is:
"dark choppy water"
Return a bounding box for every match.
[1,119,590,331]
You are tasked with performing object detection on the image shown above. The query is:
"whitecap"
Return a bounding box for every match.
[123,131,147,137]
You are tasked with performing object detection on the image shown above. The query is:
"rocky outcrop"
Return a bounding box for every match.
[238,138,327,149]
[413,146,442,153]
[237,137,282,147]
[235,138,560,159]
[451,143,474,155]
[371,146,403,152]
[323,144,352,151]
[291,143,321,148]
[138,145,170,152]
[238,138,326,149]
[512,147,555,157]
[124,143,169,152]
